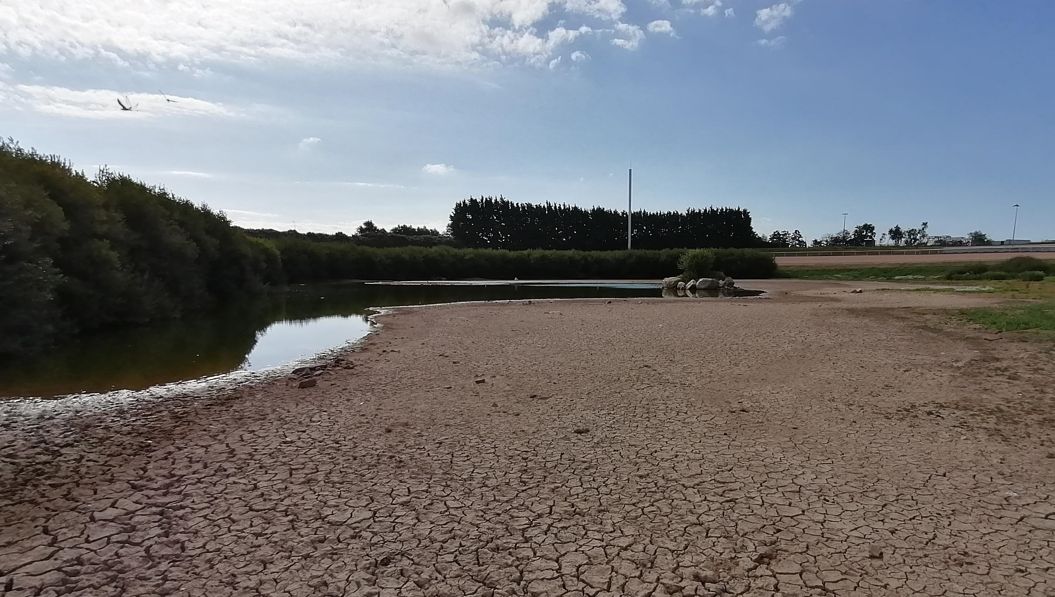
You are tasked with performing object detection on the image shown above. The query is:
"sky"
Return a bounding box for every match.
[2,0,1053,243]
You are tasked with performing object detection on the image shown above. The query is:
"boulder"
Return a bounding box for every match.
[697,278,720,290]
[722,277,736,288]
[677,281,686,291]
[297,378,318,389]
[686,279,697,291]
[662,276,681,289]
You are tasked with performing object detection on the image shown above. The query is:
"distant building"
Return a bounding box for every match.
[996,239,1032,245]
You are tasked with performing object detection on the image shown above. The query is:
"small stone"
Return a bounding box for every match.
[475,378,486,384]
[868,544,884,559]
[573,428,590,434]
[297,378,318,389]
[851,288,864,294]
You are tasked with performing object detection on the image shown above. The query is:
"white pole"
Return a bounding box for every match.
[1011,203,1020,243]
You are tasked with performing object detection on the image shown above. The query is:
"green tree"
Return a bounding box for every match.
[768,230,791,248]
[357,220,383,235]
[850,223,876,246]
[888,225,905,246]
[968,230,991,246]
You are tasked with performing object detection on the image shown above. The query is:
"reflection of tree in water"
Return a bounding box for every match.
[0,282,669,398]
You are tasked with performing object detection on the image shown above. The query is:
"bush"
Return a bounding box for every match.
[0,140,282,358]
[1000,256,1053,274]
[677,250,716,279]
[711,249,778,279]
[263,242,777,284]
[945,257,1055,280]
[1017,271,1046,282]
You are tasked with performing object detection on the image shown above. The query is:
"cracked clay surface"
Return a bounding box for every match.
[1,286,1053,596]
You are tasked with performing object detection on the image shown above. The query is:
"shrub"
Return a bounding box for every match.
[1017,271,1046,282]
[677,250,716,279]
[982,271,1011,280]
[946,263,991,277]
[711,249,778,279]
[1000,256,1053,274]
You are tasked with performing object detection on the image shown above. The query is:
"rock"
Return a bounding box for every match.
[851,288,864,294]
[662,276,681,289]
[297,378,318,389]
[722,277,736,288]
[677,281,686,291]
[686,279,697,290]
[475,378,486,384]
[697,278,720,290]
[573,427,590,434]
[868,544,884,559]
[291,366,312,376]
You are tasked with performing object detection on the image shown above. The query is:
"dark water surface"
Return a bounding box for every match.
[0,281,674,399]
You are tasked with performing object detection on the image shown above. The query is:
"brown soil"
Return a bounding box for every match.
[2,282,1053,596]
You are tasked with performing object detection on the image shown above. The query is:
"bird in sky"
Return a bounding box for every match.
[116,96,137,111]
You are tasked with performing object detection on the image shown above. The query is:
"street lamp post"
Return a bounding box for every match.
[1011,204,1020,244]
[841,213,848,236]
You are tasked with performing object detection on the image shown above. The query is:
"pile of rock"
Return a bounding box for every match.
[662,276,737,292]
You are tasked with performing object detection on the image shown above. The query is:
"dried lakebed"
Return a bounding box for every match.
[1,283,1053,596]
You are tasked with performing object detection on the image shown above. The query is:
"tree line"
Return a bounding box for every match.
[765,221,986,248]
[0,140,282,358]
[448,196,762,250]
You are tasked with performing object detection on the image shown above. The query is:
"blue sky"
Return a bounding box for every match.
[2,0,1053,242]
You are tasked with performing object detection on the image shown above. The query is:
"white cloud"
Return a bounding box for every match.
[647,20,677,36]
[297,136,322,151]
[423,163,456,175]
[297,179,408,190]
[564,0,626,21]
[611,23,645,50]
[725,7,736,17]
[755,2,796,34]
[570,50,591,63]
[165,170,215,179]
[548,55,563,70]
[0,83,235,120]
[682,0,723,16]
[648,0,672,8]
[757,36,787,48]
[0,0,637,70]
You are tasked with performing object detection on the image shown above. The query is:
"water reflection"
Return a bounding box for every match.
[0,282,663,398]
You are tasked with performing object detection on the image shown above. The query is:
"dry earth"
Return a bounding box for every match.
[2,282,1054,596]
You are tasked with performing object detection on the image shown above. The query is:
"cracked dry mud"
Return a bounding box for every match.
[2,285,1054,596]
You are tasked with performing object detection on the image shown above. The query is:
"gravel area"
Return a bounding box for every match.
[2,283,1053,596]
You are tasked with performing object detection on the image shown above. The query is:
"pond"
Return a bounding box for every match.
[0,281,762,399]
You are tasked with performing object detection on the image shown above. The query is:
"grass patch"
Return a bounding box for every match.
[961,301,1055,333]
[779,264,951,280]
[780,257,1055,283]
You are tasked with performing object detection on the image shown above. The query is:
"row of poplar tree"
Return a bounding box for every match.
[447,196,761,250]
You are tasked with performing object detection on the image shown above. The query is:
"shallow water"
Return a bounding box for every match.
[0,281,673,398]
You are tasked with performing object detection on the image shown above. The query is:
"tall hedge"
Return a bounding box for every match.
[0,141,283,358]
[449,196,762,250]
